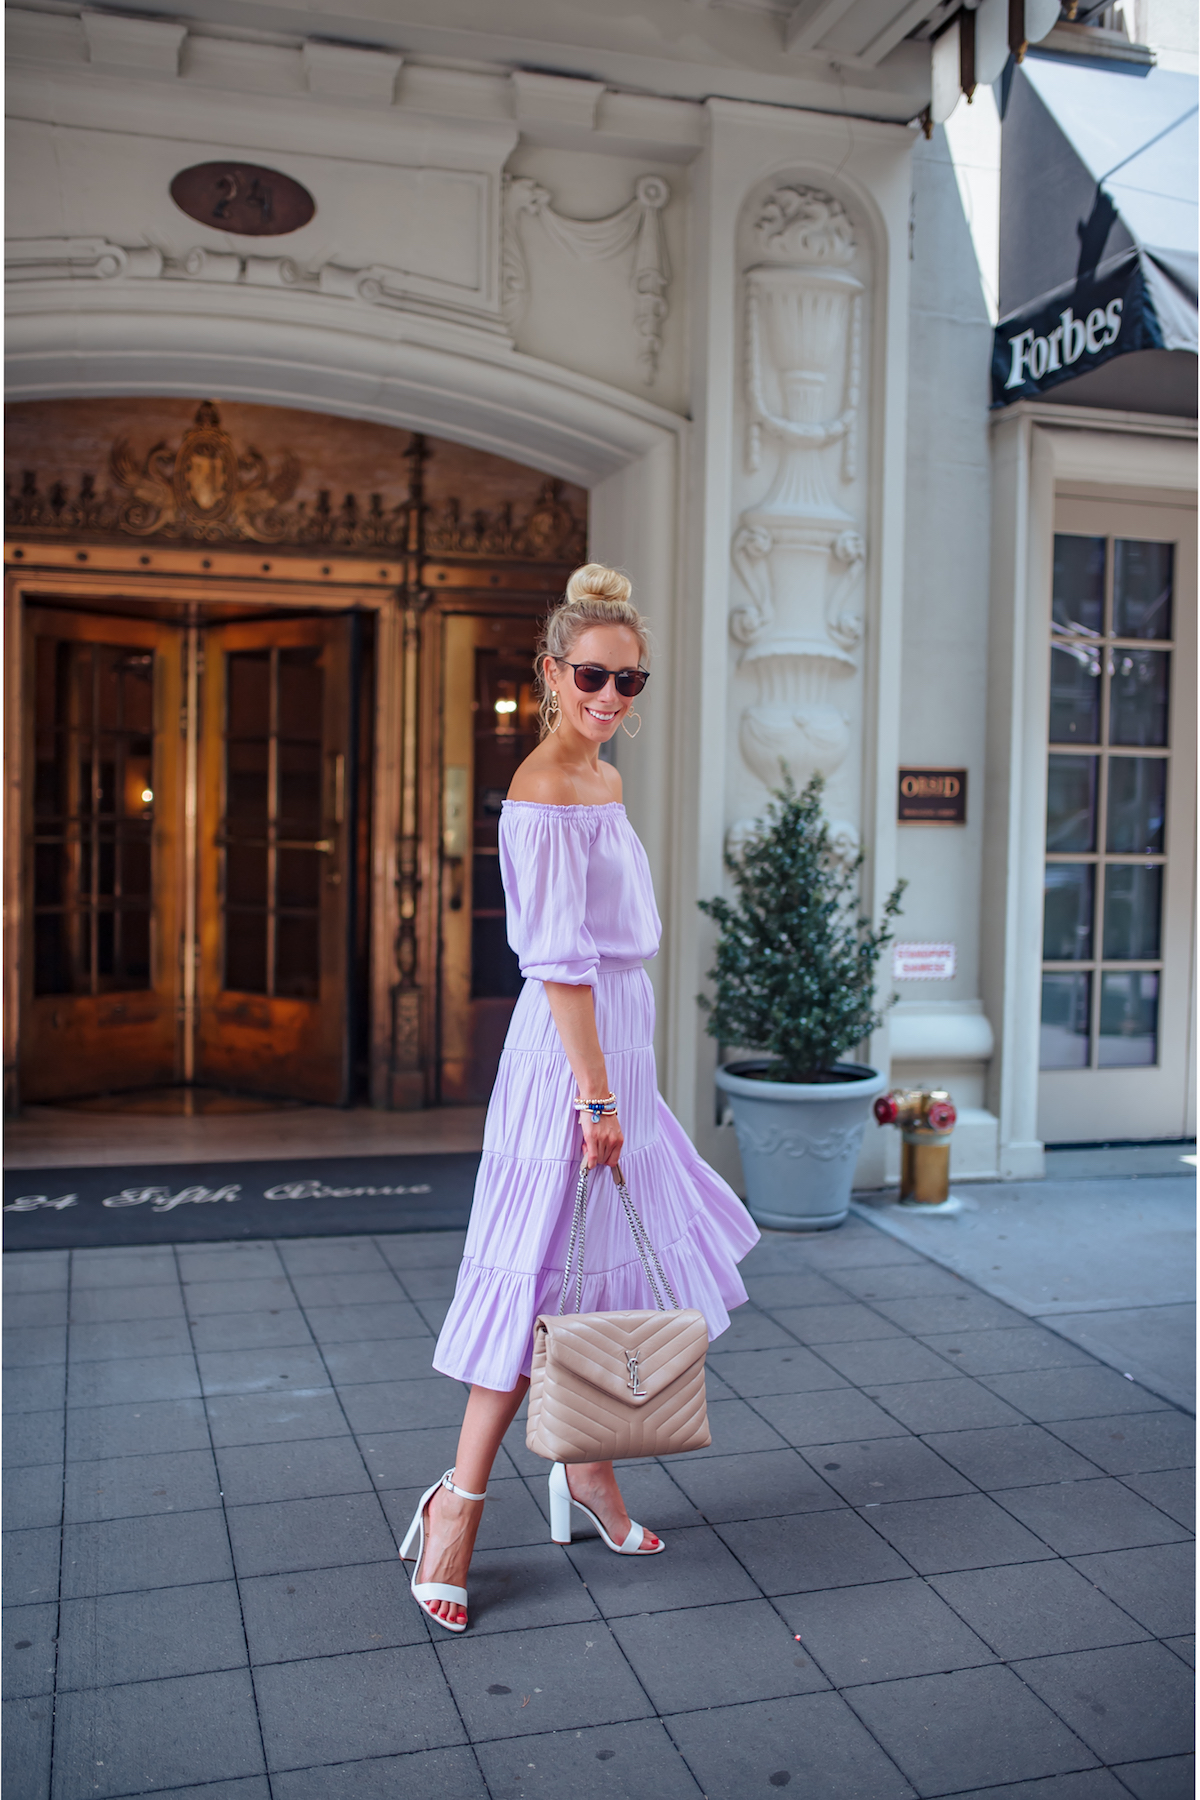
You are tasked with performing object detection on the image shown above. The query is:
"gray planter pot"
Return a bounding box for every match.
[715,1059,888,1231]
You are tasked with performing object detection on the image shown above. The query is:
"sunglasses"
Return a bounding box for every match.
[556,659,650,699]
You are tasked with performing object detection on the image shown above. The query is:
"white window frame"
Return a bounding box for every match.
[985,402,1197,1172]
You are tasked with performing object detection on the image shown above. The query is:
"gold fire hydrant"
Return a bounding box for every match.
[873,1088,958,1204]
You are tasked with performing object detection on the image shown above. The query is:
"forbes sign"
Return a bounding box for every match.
[992,250,1170,406]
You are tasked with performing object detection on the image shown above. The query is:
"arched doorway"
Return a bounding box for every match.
[4,397,590,1111]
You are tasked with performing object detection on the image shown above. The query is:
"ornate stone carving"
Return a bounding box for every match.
[5,236,510,339]
[502,173,671,382]
[5,401,587,561]
[732,184,869,802]
[752,188,856,266]
[6,237,163,282]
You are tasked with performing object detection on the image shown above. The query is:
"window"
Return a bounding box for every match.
[1040,535,1173,1070]
[32,639,155,995]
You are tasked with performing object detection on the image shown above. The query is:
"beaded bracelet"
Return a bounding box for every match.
[573,1093,618,1123]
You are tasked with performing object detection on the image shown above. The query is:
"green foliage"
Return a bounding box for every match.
[699,772,906,1082]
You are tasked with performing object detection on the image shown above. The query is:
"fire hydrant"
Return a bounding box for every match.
[873,1088,958,1204]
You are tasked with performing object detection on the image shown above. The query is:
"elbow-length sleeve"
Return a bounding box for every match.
[499,804,598,987]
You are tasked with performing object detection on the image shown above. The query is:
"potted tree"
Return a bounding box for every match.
[701,774,905,1230]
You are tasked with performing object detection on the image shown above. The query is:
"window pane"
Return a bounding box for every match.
[1098,971,1158,1067]
[228,652,270,738]
[34,843,64,908]
[471,856,506,911]
[120,654,154,733]
[125,746,153,818]
[119,908,151,986]
[1114,540,1173,641]
[1046,755,1097,852]
[1052,535,1105,634]
[1107,758,1166,854]
[96,648,124,730]
[277,848,321,909]
[225,910,268,993]
[97,909,115,977]
[122,834,152,901]
[471,915,524,999]
[1043,863,1094,960]
[226,741,269,829]
[1041,973,1091,1068]
[1049,646,1100,744]
[1102,864,1162,960]
[278,742,322,834]
[33,913,70,997]
[1109,649,1169,747]
[277,648,323,741]
[226,845,268,906]
[275,914,319,999]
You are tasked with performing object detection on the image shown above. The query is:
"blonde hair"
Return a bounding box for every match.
[535,563,651,738]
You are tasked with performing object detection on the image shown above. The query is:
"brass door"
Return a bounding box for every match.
[197,614,359,1104]
[439,612,541,1102]
[21,606,184,1101]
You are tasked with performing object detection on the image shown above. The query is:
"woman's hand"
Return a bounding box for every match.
[581,1112,625,1171]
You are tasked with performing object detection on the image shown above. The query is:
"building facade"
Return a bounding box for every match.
[5,0,1195,1184]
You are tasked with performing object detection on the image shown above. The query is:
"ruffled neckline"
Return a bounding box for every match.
[502,800,626,814]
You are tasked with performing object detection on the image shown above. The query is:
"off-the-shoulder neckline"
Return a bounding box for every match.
[502,800,626,813]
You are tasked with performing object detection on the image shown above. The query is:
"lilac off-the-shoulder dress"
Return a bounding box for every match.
[433,800,759,1393]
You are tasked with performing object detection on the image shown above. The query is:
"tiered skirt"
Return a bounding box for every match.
[433,967,759,1392]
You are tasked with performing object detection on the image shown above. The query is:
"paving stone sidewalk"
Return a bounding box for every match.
[3,1212,1194,1800]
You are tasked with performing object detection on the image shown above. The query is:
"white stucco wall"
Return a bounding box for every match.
[5,7,1020,1181]
[886,122,1000,1178]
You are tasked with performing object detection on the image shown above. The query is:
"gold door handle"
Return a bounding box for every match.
[277,838,335,853]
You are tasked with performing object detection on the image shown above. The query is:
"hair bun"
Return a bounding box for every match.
[564,563,633,607]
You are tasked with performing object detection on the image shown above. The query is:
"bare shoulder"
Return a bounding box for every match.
[507,750,577,805]
[599,760,623,803]
[507,746,624,806]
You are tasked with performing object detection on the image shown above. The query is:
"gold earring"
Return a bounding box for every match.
[546,690,562,733]
[621,709,641,739]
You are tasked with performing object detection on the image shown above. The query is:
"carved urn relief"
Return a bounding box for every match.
[731,186,868,838]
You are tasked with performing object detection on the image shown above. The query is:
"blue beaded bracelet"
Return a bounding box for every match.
[573,1093,618,1123]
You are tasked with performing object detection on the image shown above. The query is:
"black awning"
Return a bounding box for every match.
[992,55,1196,406]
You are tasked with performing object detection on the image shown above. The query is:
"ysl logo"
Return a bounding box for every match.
[625,1351,645,1396]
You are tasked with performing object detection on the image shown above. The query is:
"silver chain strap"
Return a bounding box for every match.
[557,1159,680,1316]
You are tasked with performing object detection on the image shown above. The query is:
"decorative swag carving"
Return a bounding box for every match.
[502,173,671,383]
[5,401,587,562]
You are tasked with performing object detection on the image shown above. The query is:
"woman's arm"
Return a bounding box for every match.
[544,981,625,1170]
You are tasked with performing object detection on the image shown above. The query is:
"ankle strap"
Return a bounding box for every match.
[442,1469,487,1502]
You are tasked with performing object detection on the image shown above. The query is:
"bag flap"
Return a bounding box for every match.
[535,1309,708,1407]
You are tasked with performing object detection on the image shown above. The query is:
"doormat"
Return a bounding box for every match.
[2,1152,480,1250]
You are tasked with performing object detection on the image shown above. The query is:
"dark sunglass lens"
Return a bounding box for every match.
[573,665,609,693]
[615,670,648,697]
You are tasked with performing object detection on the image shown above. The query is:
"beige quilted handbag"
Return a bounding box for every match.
[526,1159,711,1463]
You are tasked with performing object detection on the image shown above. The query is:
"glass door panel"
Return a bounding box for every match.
[1038,499,1196,1142]
[438,609,540,1104]
[21,607,183,1101]
[197,614,358,1104]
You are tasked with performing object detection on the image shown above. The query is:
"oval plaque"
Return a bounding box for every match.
[169,162,315,237]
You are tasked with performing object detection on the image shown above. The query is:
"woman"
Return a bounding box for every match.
[400,563,759,1631]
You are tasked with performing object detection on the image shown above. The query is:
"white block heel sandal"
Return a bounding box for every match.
[548,1460,664,1555]
[398,1469,487,1632]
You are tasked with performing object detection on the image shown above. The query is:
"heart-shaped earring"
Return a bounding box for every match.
[621,709,641,739]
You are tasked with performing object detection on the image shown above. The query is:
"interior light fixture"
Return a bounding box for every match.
[494,699,517,715]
